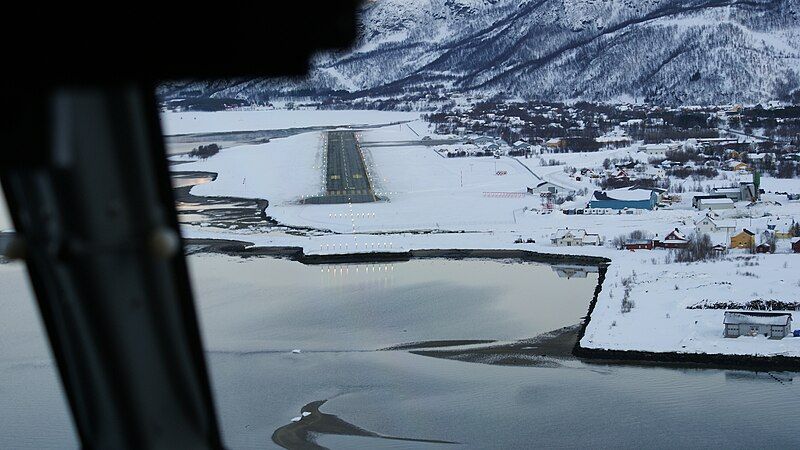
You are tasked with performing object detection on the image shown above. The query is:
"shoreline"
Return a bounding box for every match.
[183,238,610,266]
[572,264,800,372]
[184,238,800,372]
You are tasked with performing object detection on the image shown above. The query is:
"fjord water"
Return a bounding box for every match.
[192,255,598,352]
[1,256,798,449]
[189,256,799,449]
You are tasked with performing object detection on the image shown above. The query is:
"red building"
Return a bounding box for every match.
[655,228,690,249]
[624,239,654,251]
[755,243,772,254]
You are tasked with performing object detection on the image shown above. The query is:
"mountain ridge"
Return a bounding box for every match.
[158,0,800,105]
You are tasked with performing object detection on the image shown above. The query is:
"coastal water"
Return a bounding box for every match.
[192,256,598,352]
[1,256,798,449]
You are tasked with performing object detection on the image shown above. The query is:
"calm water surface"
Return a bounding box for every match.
[192,256,598,352]
[188,256,799,449]
[1,255,798,449]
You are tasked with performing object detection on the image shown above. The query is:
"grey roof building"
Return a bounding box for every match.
[723,311,793,339]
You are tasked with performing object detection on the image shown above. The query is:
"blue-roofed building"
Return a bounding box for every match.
[588,188,658,210]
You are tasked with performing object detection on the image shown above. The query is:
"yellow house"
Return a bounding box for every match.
[731,162,749,172]
[730,229,755,249]
[769,220,795,239]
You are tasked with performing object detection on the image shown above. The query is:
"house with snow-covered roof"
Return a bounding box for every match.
[693,194,735,211]
[545,138,565,150]
[512,140,529,149]
[755,243,773,254]
[529,181,574,196]
[730,229,755,249]
[620,119,643,128]
[655,228,689,249]
[596,134,632,149]
[728,161,750,172]
[724,311,792,339]
[608,169,630,184]
[711,186,743,201]
[638,143,678,156]
[581,233,602,246]
[550,228,601,247]
[767,218,795,239]
[472,136,497,147]
[624,239,654,251]
[660,160,680,170]
[698,197,735,210]
[694,215,737,234]
[551,228,585,247]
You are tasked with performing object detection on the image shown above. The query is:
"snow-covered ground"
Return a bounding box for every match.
[275,146,537,232]
[170,110,800,359]
[174,131,324,205]
[160,109,419,135]
[583,252,800,357]
[175,119,545,232]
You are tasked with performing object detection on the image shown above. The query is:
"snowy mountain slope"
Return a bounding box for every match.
[158,0,800,105]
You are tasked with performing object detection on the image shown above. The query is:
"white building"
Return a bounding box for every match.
[512,140,530,150]
[620,119,643,128]
[696,197,735,210]
[550,228,601,247]
[472,136,497,146]
[581,233,602,246]
[530,181,574,196]
[638,143,678,156]
[694,215,737,234]
[724,311,792,339]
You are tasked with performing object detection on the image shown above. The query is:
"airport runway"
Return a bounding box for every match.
[305,130,376,204]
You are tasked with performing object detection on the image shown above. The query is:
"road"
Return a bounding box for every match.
[305,130,377,204]
[719,128,775,143]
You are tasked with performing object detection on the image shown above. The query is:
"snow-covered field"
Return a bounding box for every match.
[275,142,538,232]
[170,110,800,359]
[174,119,545,232]
[174,131,324,205]
[160,109,418,135]
[584,252,800,357]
